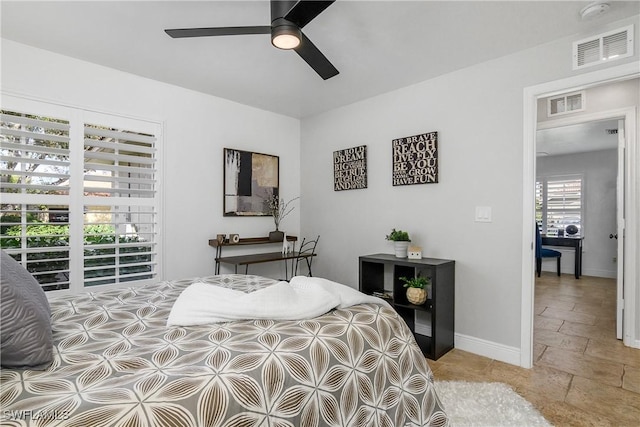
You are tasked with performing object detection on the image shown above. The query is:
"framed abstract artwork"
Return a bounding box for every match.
[223,148,279,216]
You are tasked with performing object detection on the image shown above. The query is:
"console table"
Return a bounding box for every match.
[209,236,314,279]
[359,254,455,360]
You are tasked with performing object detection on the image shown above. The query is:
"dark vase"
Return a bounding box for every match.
[269,230,284,242]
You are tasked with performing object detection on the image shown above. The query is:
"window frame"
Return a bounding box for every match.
[536,174,584,236]
[1,94,163,295]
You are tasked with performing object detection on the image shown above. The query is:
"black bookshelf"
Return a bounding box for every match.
[359,253,455,360]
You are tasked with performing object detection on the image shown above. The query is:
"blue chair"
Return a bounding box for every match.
[535,224,561,277]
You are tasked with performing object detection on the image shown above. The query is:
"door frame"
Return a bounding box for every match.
[537,110,630,340]
[521,62,639,368]
[617,118,626,340]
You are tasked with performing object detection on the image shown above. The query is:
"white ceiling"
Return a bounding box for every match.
[1,1,639,118]
[537,119,620,156]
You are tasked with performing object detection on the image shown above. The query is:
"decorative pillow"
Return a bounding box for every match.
[1,251,53,370]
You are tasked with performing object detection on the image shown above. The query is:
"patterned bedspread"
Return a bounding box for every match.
[1,275,448,427]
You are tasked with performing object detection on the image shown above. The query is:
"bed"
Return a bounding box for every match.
[1,273,448,427]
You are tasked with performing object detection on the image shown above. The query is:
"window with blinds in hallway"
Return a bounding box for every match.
[536,175,583,236]
[1,98,161,293]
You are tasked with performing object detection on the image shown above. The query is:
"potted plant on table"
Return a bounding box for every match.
[400,275,431,305]
[266,195,299,241]
[385,228,411,258]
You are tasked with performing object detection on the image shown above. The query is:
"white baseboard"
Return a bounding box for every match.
[454,333,639,366]
[540,266,617,279]
[582,268,616,279]
[454,333,521,367]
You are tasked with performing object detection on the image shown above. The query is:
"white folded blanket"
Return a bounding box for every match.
[167,276,391,327]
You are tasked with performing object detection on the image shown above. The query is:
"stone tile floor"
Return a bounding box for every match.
[428,273,640,426]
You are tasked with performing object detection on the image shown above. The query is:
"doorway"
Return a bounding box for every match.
[520,63,639,368]
[536,115,624,338]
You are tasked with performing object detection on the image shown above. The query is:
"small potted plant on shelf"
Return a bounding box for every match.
[385,228,411,258]
[400,275,430,305]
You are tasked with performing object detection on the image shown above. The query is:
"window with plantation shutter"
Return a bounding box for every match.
[84,124,156,198]
[535,176,583,236]
[535,180,543,225]
[1,110,72,290]
[83,124,157,286]
[0,112,70,194]
[1,96,161,293]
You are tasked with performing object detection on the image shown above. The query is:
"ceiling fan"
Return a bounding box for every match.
[165,0,339,80]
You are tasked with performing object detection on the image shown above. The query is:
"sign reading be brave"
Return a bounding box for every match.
[392,132,438,186]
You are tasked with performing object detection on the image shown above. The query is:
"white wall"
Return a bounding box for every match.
[537,79,640,125]
[299,15,640,360]
[1,39,301,281]
[537,149,618,278]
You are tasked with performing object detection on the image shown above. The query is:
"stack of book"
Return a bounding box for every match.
[372,291,393,301]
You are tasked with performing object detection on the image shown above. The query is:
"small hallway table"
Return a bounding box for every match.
[541,235,584,279]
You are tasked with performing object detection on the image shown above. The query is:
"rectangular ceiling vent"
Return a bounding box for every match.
[573,25,634,70]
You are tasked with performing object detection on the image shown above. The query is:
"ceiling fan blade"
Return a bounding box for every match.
[294,32,339,80]
[165,26,271,38]
[284,1,335,28]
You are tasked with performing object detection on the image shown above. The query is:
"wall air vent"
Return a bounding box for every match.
[547,91,585,117]
[573,25,634,70]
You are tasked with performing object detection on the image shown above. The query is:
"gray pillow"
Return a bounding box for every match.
[1,250,53,370]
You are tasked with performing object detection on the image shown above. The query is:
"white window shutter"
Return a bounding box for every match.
[1,109,72,290]
[83,123,158,287]
[536,176,583,236]
[1,100,161,293]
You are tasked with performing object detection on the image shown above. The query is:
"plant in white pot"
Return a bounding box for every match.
[385,228,411,258]
[400,275,430,305]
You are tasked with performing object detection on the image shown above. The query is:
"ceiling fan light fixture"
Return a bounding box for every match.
[165,0,339,79]
[271,24,301,50]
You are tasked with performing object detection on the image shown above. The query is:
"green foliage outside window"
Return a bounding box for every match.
[1,221,152,286]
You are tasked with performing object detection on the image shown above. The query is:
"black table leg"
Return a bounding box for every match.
[576,243,582,279]
[215,246,222,274]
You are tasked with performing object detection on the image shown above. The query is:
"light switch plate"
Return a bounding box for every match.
[475,206,492,222]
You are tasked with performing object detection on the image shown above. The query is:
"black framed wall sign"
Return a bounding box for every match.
[223,148,279,216]
[392,131,438,186]
[333,145,367,191]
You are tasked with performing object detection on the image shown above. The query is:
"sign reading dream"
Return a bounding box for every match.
[334,145,367,191]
